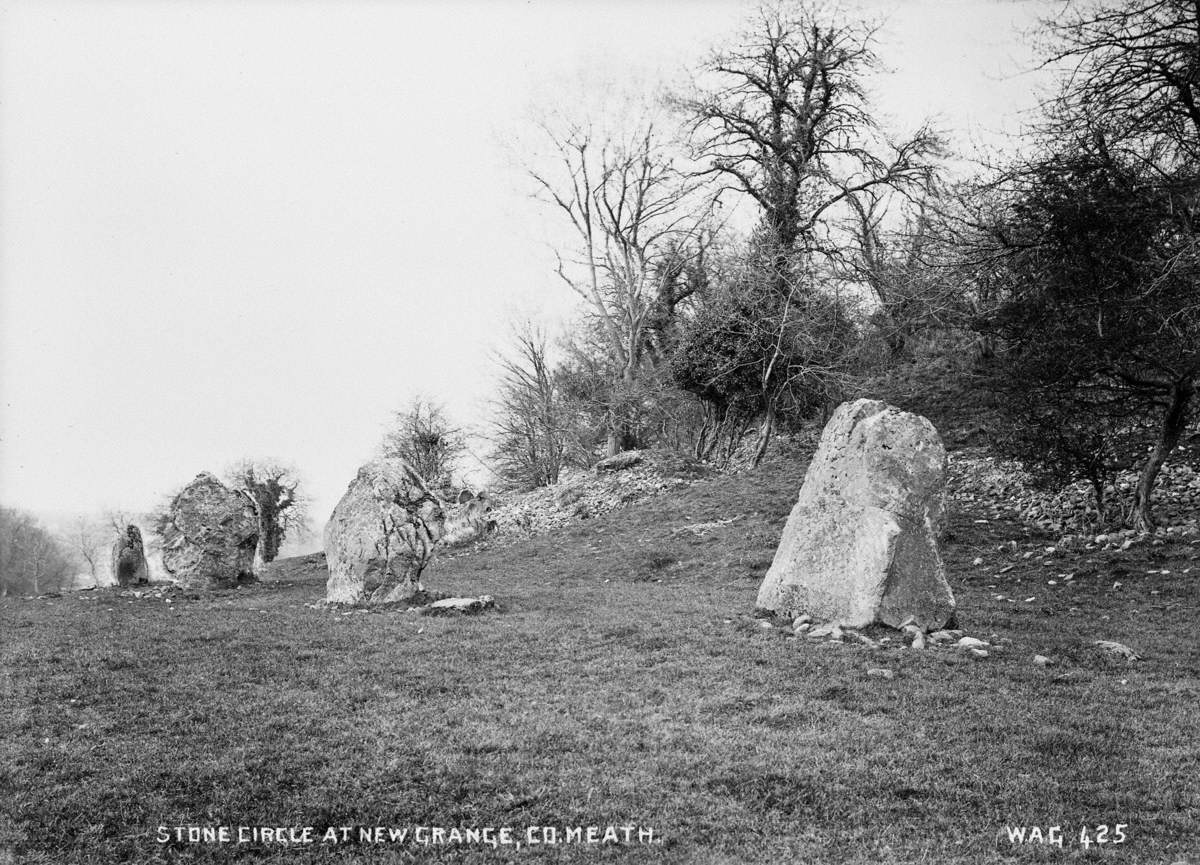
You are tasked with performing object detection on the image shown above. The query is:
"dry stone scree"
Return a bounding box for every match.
[756,398,956,631]
[324,459,494,605]
[157,472,260,589]
[110,525,150,587]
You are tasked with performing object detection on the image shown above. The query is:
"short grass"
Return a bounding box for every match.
[2,456,1198,864]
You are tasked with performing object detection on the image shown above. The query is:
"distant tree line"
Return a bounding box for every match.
[0,508,75,598]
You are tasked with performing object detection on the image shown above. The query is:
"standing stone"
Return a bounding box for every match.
[110,525,150,587]
[158,472,260,589]
[324,459,447,604]
[324,460,497,605]
[756,399,955,631]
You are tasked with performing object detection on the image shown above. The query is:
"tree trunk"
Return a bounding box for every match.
[751,403,777,468]
[259,523,283,565]
[1129,379,1193,532]
[604,430,621,458]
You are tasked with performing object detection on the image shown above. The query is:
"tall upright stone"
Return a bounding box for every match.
[111,525,150,587]
[158,472,260,589]
[324,459,496,605]
[324,459,446,604]
[756,398,955,630]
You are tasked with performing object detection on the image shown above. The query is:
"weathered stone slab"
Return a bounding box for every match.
[756,398,955,630]
[158,472,260,589]
[594,451,643,473]
[422,595,495,616]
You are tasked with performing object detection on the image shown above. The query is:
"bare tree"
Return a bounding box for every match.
[528,114,713,455]
[841,175,967,358]
[0,508,74,598]
[68,516,108,585]
[489,323,571,489]
[677,1,940,291]
[381,397,464,490]
[227,460,308,565]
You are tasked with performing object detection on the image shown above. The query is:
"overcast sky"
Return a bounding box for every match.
[0,0,1057,535]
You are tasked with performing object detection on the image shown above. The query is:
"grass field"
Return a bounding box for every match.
[2,456,1198,864]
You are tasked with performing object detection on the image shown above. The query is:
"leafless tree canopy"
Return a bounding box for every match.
[381,397,464,490]
[528,115,716,455]
[678,2,941,272]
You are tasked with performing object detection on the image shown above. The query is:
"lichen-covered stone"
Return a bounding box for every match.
[324,459,495,605]
[756,398,955,631]
[158,472,260,589]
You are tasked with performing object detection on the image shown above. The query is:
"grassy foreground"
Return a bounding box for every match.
[1,457,1198,864]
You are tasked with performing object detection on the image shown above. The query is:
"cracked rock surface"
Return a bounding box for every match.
[756,399,956,630]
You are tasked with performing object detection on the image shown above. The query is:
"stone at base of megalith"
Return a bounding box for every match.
[158,472,260,590]
[756,398,955,631]
[111,525,150,587]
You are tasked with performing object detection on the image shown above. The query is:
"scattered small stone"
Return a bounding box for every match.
[933,629,964,641]
[902,624,925,650]
[807,623,835,639]
[970,648,989,658]
[794,622,811,633]
[422,595,496,616]
[1033,655,1052,667]
[957,636,990,649]
[866,668,895,680]
[791,614,812,628]
[758,620,774,629]
[972,557,983,566]
[1094,640,1139,661]
[845,630,879,649]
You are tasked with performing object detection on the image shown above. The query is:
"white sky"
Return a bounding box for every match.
[0,0,1058,533]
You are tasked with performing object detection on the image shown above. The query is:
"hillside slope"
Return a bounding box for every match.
[2,452,1198,864]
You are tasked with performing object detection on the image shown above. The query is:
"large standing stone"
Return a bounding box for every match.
[756,399,955,630]
[158,472,260,589]
[111,525,150,587]
[324,459,446,604]
[324,460,496,605]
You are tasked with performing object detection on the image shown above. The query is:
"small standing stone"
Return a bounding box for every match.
[110,525,150,587]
